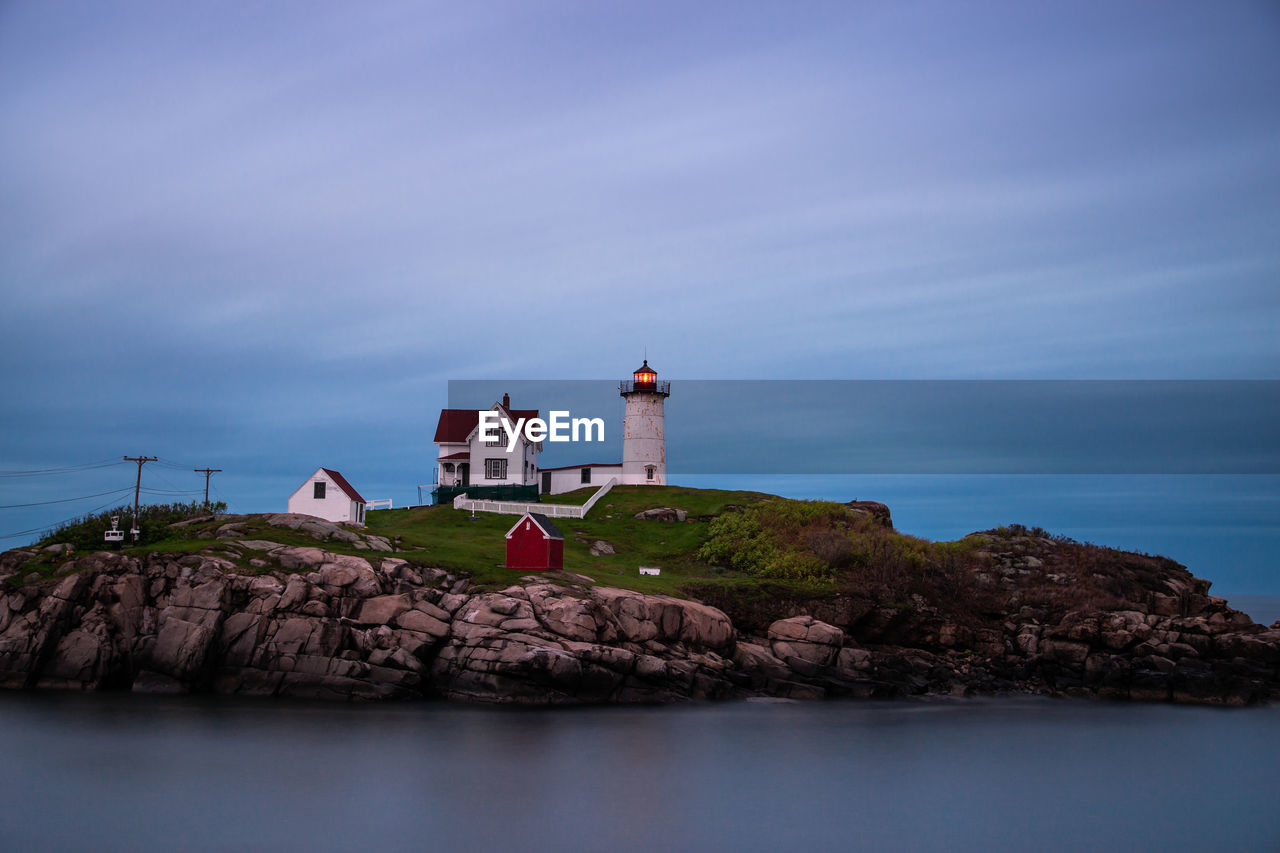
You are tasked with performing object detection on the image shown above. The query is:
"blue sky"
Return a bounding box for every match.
[2,3,1278,592]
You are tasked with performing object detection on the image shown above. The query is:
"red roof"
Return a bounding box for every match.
[433,406,540,443]
[439,451,470,460]
[320,468,365,504]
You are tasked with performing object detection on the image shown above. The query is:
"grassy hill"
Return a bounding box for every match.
[15,486,772,596]
[365,485,771,594]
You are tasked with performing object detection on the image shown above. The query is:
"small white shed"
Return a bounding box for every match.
[287,467,367,526]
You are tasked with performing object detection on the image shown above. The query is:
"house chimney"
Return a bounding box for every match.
[502,393,510,408]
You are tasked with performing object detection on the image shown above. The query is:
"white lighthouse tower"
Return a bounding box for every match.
[620,359,670,486]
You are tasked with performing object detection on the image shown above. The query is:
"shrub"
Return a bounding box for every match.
[36,501,226,552]
[698,500,850,582]
[698,511,774,574]
[756,550,829,581]
[804,529,855,568]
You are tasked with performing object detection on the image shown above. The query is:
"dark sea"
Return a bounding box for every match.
[2,692,1277,852]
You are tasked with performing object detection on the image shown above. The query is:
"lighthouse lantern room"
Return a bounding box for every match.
[619,359,670,486]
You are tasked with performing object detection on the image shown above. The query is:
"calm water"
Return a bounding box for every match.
[1,693,1278,852]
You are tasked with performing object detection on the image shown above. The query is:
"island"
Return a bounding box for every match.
[2,487,1277,705]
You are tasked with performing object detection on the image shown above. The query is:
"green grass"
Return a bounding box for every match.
[8,487,775,595]
[366,485,773,593]
[10,486,941,602]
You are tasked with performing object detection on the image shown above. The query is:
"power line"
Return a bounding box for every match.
[0,456,224,544]
[147,467,193,494]
[0,495,138,542]
[154,457,201,472]
[144,468,209,500]
[0,523,62,541]
[0,487,134,509]
[0,459,125,478]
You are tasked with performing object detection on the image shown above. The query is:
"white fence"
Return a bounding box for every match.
[367,498,393,510]
[453,478,616,519]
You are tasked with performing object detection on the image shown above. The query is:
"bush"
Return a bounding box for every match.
[757,550,828,581]
[698,500,850,582]
[804,529,855,568]
[698,511,774,574]
[36,501,226,552]
[698,499,989,595]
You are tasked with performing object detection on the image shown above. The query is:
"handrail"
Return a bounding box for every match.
[580,478,616,515]
[452,478,617,519]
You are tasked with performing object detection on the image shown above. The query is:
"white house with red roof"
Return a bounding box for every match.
[287,467,367,526]
[433,394,542,492]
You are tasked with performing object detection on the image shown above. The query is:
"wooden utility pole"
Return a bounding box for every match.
[194,467,221,509]
[122,456,156,541]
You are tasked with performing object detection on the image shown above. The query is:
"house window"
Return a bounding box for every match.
[481,420,501,444]
[443,462,455,473]
[485,458,507,479]
[581,467,591,484]
[314,481,326,499]
[645,466,655,481]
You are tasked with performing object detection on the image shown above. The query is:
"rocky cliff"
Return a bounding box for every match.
[2,515,1278,705]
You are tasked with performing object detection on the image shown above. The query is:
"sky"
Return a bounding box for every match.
[2,2,1278,592]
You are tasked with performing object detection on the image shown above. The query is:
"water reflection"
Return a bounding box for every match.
[1,693,1277,852]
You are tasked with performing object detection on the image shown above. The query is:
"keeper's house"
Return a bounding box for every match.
[505,512,564,571]
[287,467,367,526]
[433,394,541,504]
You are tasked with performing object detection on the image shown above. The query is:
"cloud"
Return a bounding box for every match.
[1,1,1278,566]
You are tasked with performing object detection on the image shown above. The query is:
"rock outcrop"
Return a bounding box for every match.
[213,513,395,551]
[0,547,449,700]
[432,585,736,703]
[845,500,893,528]
[0,548,744,703]
[2,530,1279,705]
[633,507,688,522]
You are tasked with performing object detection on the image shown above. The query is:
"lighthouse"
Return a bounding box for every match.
[620,359,670,486]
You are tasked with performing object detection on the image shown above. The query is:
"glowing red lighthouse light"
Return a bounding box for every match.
[633,360,657,388]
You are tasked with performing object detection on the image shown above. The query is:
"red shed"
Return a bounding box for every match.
[505,512,564,571]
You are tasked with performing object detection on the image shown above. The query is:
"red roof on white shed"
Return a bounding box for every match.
[320,468,365,504]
